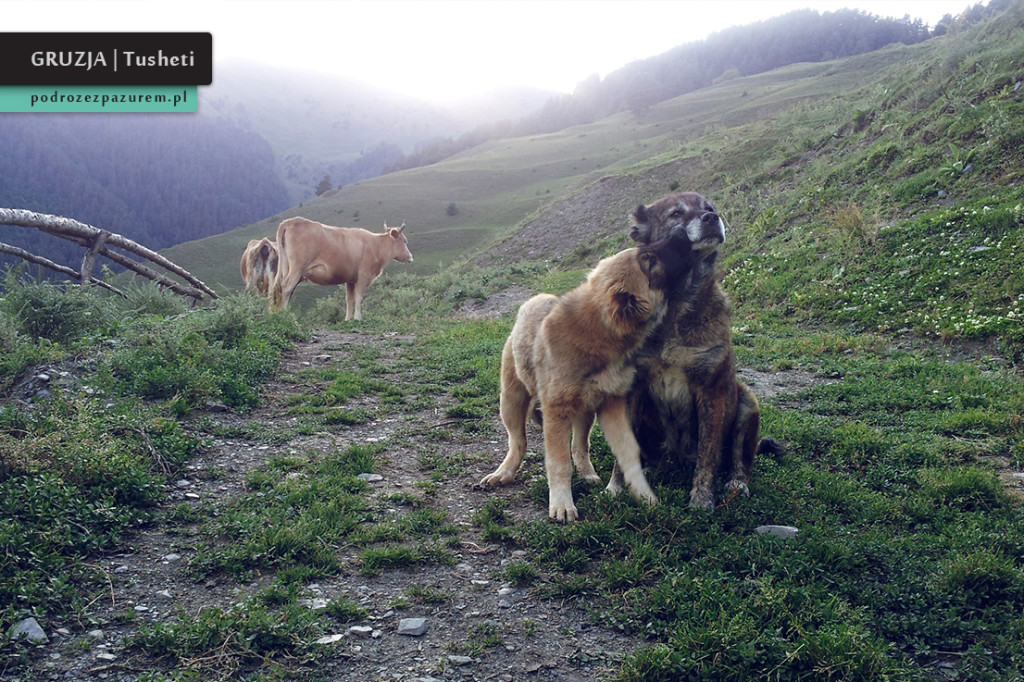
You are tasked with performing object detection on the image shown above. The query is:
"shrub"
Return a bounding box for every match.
[0,270,109,344]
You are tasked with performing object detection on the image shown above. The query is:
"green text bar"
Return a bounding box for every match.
[0,86,197,112]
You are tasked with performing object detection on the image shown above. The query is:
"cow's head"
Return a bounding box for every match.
[384,221,414,263]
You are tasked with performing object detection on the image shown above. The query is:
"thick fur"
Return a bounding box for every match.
[480,234,690,522]
[240,238,279,295]
[613,191,776,510]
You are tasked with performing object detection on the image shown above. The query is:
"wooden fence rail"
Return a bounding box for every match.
[0,208,217,303]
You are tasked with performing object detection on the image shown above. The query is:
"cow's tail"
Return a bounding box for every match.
[269,222,290,311]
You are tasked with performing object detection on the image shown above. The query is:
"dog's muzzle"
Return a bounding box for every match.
[671,212,725,250]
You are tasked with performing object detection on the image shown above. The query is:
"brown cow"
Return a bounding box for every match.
[268,217,413,319]
[240,237,279,295]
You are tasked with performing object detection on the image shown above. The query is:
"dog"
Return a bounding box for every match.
[479,230,693,522]
[609,191,778,510]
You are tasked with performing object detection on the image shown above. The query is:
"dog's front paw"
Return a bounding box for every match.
[479,469,515,488]
[605,477,623,496]
[726,479,750,497]
[632,486,659,506]
[578,470,603,485]
[688,488,715,510]
[549,502,579,523]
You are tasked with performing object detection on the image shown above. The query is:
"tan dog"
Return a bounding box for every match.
[480,232,692,522]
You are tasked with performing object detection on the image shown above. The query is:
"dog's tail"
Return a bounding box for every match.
[757,436,786,458]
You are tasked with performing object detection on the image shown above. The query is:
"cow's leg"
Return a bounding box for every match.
[571,410,600,484]
[345,282,356,321]
[480,341,531,487]
[598,396,658,506]
[350,277,374,321]
[270,268,302,311]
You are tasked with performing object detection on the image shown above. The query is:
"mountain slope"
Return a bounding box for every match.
[160,38,959,283]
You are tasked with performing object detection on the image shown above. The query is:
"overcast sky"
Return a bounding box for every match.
[4,0,977,103]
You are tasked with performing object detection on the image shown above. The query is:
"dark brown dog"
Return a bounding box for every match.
[609,191,777,509]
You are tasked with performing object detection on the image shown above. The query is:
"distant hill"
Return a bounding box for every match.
[2,1,1007,283]
[163,0,1022,311]
[0,64,551,275]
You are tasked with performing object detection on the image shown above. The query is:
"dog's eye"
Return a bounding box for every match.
[668,209,683,219]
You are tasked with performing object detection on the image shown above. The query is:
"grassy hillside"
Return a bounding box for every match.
[164,54,896,287]
[167,4,1023,348]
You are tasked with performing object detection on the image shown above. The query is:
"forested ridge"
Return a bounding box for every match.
[0,114,290,273]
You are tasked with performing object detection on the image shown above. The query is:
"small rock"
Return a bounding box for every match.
[10,617,47,643]
[356,473,383,482]
[498,599,512,609]
[113,565,129,574]
[298,598,329,610]
[497,587,515,597]
[447,655,474,666]
[162,554,181,563]
[133,605,149,613]
[155,590,172,600]
[348,625,373,637]
[87,629,105,641]
[755,525,799,540]
[36,373,51,382]
[397,617,428,636]
[315,634,345,644]
[95,652,117,661]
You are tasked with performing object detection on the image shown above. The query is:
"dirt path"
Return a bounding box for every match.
[31,328,644,681]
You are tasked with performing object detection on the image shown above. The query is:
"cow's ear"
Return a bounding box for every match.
[630,204,651,243]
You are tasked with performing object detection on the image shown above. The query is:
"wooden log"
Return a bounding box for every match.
[80,229,111,285]
[0,208,217,300]
[0,241,128,298]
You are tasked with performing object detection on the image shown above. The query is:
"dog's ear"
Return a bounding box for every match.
[637,250,666,289]
[611,290,651,326]
[629,204,651,243]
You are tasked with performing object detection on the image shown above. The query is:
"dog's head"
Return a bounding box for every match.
[629,191,725,252]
